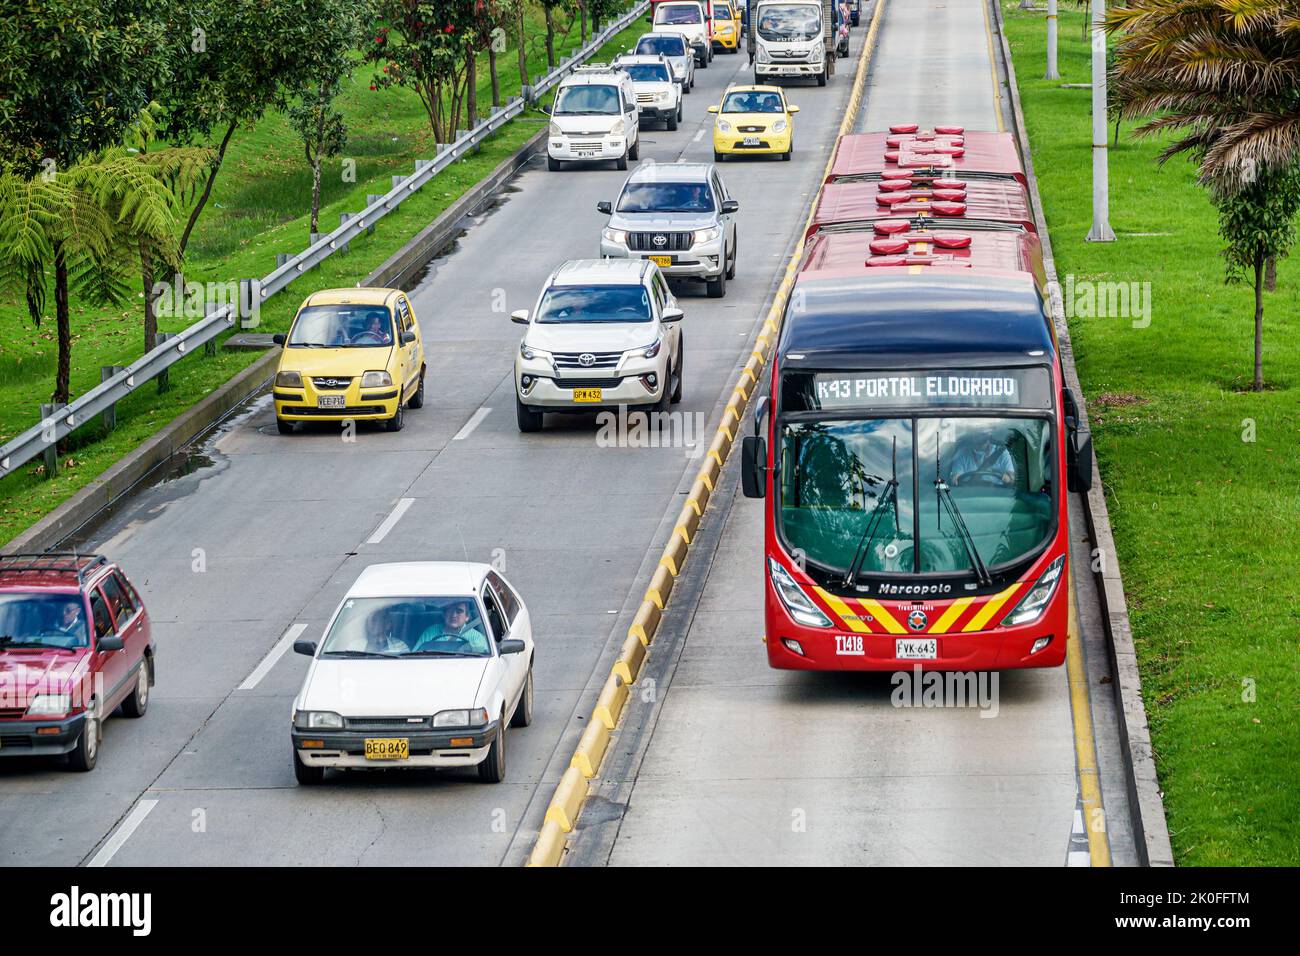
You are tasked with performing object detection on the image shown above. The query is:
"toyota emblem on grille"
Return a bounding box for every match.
[652,234,668,247]
[907,610,928,631]
[579,353,596,367]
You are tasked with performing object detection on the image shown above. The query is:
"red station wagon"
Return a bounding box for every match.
[0,553,154,771]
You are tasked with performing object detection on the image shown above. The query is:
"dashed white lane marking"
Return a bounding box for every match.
[239,622,309,690]
[88,799,159,868]
[693,128,706,142]
[367,497,414,544]
[453,407,492,440]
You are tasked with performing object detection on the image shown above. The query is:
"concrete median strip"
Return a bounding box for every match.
[525,0,889,867]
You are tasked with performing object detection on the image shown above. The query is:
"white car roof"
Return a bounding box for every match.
[346,561,490,599]
[551,258,651,286]
[558,70,628,88]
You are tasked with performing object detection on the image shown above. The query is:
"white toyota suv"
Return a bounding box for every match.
[614,54,683,131]
[546,66,641,171]
[512,259,685,432]
[290,562,535,785]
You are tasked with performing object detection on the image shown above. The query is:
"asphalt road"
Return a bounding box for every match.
[573,0,1141,866]
[0,31,869,866]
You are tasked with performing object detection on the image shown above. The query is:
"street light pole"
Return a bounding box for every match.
[1087,0,1116,241]
[1045,0,1060,80]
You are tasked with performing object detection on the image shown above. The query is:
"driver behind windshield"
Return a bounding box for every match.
[950,433,1017,488]
[412,600,489,655]
[49,599,88,648]
[355,310,393,345]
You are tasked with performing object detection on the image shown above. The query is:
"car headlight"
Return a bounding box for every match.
[27,694,71,716]
[275,370,303,388]
[549,122,563,137]
[717,119,732,133]
[768,558,833,628]
[757,47,770,62]
[295,711,343,730]
[1001,555,1066,627]
[432,708,489,729]
[693,226,721,244]
[773,118,788,133]
[603,227,629,244]
[520,341,550,362]
[608,121,624,136]
[633,339,662,359]
[360,370,392,388]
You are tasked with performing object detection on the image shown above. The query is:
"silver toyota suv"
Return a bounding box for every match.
[597,162,739,298]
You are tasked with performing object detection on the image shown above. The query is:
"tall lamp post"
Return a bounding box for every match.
[1087,0,1116,241]
[1045,0,1059,80]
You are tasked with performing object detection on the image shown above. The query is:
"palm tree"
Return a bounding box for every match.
[1105,0,1300,190]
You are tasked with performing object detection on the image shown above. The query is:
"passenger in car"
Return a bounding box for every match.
[412,601,489,655]
[363,607,409,654]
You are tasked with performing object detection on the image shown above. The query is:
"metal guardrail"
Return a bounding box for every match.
[0,2,649,481]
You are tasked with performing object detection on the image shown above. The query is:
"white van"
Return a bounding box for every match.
[751,0,830,86]
[653,1,713,67]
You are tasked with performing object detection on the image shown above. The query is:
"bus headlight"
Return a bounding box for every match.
[1001,555,1065,627]
[769,558,832,628]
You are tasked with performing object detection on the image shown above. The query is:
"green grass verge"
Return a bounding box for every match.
[1003,3,1299,866]
[0,6,649,545]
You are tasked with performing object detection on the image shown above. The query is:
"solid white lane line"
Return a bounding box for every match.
[368,497,414,544]
[239,622,309,691]
[453,407,492,441]
[88,799,159,868]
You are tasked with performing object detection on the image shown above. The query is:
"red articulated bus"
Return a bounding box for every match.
[741,124,1093,672]
[826,125,1028,184]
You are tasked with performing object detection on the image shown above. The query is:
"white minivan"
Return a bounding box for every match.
[653,0,713,66]
[546,65,641,171]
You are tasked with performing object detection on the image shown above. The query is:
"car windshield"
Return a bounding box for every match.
[553,84,621,115]
[617,181,715,213]
[624,63,672,82]
[535,284,653,323]
[319,596,492,658]
[288,305,395,348]
[777,416,1055,577]
[713,4,733,18]
[656,5,702,23]
[0,593,89,650]
[722,91,785,113]
[636,36,686,56]
[758,4,823,40]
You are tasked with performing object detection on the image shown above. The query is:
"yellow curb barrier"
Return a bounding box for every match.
[544,766,589,832]
[570,719,610,778]
[593,673,629,730]
[612,632,647,685]
[525,0,888,864]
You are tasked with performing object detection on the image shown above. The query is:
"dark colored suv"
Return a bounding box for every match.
[0,553,154,771]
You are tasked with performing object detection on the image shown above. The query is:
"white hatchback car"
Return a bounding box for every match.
[290,562,534,785]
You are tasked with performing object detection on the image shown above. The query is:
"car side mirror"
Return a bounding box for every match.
[707,105,719,113]
[741,435,767,498]
[272,334,286,346]
[722,199,740,214]
[499,639,526,655]
[97,636,124,652]
[539,103,552,115]
[510,309,530,325]
[662,306,685,323]
[400,330,416,345]
[293,639,318,657]
[596,200,613,214]
[788,105,800,113]
[1067,430,1094,493]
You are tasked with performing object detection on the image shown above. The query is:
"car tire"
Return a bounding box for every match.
[706,264,726,298]
[276,418,295,435]
[678,102,684,121]
[548,156,562,171]
[714,150,725,163]
[782,144,792,161]
[726,234,737,279]
[616,149,629,171]
[67,704,98,773]
[386,400,405,432]
[510,664,534,728]
[120,660,150,718]
[516,396,544,433]
[754,71,761,85]
[629,138,640,161]
[293,748,325,785]
[817,68,827,87]
[478,717,506,783]
[670,337,684,404]
[667,111,678,131]
[408,371,426,409]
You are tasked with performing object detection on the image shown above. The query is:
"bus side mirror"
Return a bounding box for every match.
[741,435,767,498]
[752,394,769,437]
[1067,429,1093,493]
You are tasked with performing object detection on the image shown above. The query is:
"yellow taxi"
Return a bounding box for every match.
[709,85,799,161]
[710,1,741,53]
[271,287,426,434]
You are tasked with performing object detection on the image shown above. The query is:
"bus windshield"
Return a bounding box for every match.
[777,415,1055,578]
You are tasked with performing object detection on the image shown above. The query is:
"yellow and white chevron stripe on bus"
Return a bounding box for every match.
[960,582,1024,631]
[813,587,872,633]
[814,582,1026,635]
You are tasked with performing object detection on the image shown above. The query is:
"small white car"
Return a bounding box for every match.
[546,65,641,171]
[614,54,683,131]
[290,562,534,785]
[513,259,685,432]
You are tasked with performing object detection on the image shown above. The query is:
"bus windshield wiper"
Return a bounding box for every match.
[843,437,901,586]
[933,435,992,587]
